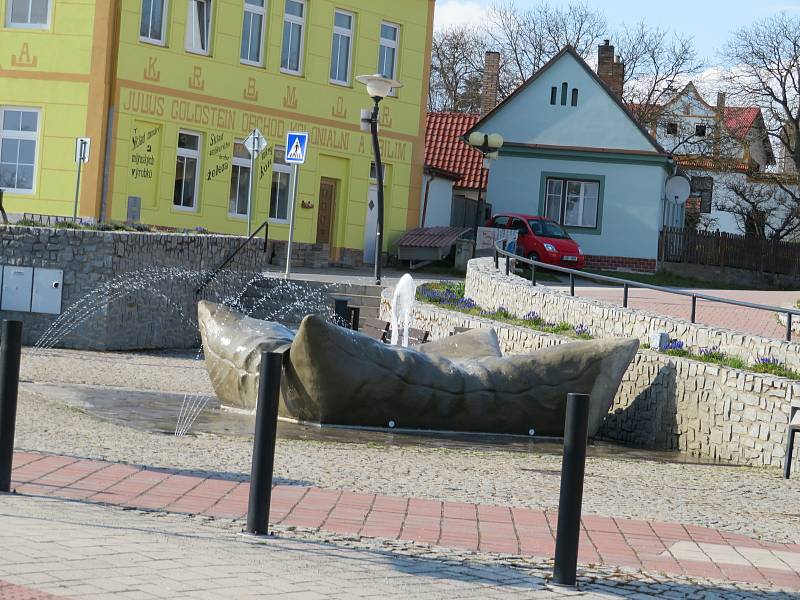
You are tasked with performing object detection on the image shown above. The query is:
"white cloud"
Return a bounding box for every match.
[434,0,487,30]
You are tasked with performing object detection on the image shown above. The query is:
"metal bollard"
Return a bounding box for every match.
[569,273,575,296]
[552,393,590,587]
[245,349,283,535]
[333,297,350,327]
[0,320,23,493]
[349,306,361,332]
[786,313,793,342]
[531,262,537,286]
[623,284,629,308]
[494,249,499,269]
[690,296,697,323]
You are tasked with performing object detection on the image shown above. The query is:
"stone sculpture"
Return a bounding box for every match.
[198,301,638,437]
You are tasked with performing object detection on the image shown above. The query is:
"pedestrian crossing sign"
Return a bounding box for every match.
[285,131,308,164]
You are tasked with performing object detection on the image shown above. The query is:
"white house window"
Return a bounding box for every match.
[544,177,599,229]
[174,132,201,210]
[270,147,291,220]
[186,0,212,54]
[330,10,354,85]
[0,108,39,193]
[695,124,707,137]
[240,0,266,65]
[666,122,678,135]
[229,142,251,217]
[6,0,49,28]
[378,22,399,92]
[140,0,167,44]
[280,0,305,74]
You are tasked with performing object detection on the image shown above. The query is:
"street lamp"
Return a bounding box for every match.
[356,73,403,285]
[466,131,504,257]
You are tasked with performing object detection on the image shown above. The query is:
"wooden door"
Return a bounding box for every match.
[316,178,336,245]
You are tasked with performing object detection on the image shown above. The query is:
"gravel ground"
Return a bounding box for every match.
[15,348,800,544]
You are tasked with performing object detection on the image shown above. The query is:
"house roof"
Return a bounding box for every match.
[466,45,669,156]
[723,107,760,140]
[424,112,485,190]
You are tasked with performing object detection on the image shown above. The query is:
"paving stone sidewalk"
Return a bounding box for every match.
[9,451,800,595]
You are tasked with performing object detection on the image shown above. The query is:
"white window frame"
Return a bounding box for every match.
[185,0,212,56]
[240,0,267,67]
[378,21,399,96]
[269,146,292,223]
[5,0,51,29]
[228,141,251,218]
[280,0,306,75]
[139,0,168,46]
[174,131,201,212]
[329,9,354,86]
[0,106,40,195]
[545,177,599,229]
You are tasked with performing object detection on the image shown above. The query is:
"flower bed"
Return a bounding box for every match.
[661,340,800,380]
[417,281,591,339]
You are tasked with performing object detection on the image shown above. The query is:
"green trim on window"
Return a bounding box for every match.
[537,171,605,236]
[502,144,672,171]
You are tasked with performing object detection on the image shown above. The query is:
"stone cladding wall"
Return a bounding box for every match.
[380,291,799,469]
[465,257,800,370]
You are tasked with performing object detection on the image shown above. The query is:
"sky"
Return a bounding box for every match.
[434,0,800,67]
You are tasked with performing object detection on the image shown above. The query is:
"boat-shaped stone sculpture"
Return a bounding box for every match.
[198,300,638,437]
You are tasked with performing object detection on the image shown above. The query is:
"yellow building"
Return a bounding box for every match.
[0,0,434,265]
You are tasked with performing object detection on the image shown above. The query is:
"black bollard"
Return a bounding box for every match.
[0,320,23,493]
[552,393,590,587]
[333,297,350,327]
[245,349,283,535]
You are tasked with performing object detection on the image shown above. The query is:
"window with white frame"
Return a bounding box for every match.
[140,0,167,44]
[186,0,212,54]
[544,177,599,229]
[0,108,39,193]
[173,132,201,210]
[330,10,354,85]
[280,0,305,74]
[240,0,266,65]
[6,0,49,28]
[270,147,291,220]
[378,22,399,91]
[229,142,251,217]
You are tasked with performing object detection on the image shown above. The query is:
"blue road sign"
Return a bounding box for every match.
[285,131,309,164]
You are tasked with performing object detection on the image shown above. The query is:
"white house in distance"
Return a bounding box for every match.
[468,45,675,272]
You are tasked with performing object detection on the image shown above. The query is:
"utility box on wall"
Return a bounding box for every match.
[32,269,64,314]
[1,266,33,312]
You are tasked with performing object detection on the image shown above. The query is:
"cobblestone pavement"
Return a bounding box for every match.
[1,492,797,599]
[550,285,800,341]
[9,450,800,593]
[13,381,800,544]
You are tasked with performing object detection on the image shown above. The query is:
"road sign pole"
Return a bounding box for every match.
[284,164,299,279]
[73,160,82,221]
[247,131,258,237]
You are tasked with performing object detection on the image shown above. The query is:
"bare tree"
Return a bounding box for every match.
[615,22,704,125]
[714,173,800,240]
[428,25,487,112]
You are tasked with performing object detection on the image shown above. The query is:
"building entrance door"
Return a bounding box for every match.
[316,178,336,250]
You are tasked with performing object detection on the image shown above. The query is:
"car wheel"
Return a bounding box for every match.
[527,252,540,263]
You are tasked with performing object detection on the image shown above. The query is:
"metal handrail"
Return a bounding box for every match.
[493,239,800,342]
[195,220,270,294]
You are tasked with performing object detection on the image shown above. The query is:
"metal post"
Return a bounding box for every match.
[552,392,590,587]
[505,255,510,275]
[690,295,697,323]
[784,426,796,479]
[245,350,282,535]
[623,284,629,308]
[494,249,499,269]
[0,320,23,493]
[786,313,793,342]
[247,133,260,237]
[471,162,486,259]
[569,274,575,297]
[284,164,299,279]
[370,99,385,286]
[73,157,83,220]
[531,262,536,286]
[333,297,350,327]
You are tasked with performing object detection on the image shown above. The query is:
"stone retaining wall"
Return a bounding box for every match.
[380,292,799,469]
[465,257,800,370]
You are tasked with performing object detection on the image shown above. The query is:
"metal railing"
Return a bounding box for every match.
[195,220,270,295]
[493,240,800,342]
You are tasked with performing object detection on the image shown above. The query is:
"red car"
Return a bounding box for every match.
[486,213,585,269]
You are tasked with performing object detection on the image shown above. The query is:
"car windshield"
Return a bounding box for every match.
[528,220,570,239]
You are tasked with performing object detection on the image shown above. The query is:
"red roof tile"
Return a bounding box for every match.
[723,106,760,140]
[424,112,485,190]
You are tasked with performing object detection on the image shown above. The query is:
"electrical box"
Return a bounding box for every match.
[127,196,141,222]
[1,266,33,312]
[31,268,63,314]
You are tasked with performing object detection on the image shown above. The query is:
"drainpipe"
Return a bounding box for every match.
[420,172,434,227]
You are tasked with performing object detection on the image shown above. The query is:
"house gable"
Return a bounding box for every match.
[474,49,664,155]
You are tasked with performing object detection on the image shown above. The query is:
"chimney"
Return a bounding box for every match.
[597,40,624,98]
[481,51,501,117]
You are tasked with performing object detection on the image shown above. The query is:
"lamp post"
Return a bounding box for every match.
[356,73,402,286]
[466,131,503,257]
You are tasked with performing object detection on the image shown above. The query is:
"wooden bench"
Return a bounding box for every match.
[358,317,430,346]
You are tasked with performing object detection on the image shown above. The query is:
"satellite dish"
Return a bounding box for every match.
[665,176,691,205]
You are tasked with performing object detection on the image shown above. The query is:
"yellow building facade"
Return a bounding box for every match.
[0,0,434,263]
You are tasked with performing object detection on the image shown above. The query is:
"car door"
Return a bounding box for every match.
[509,218,530,255]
